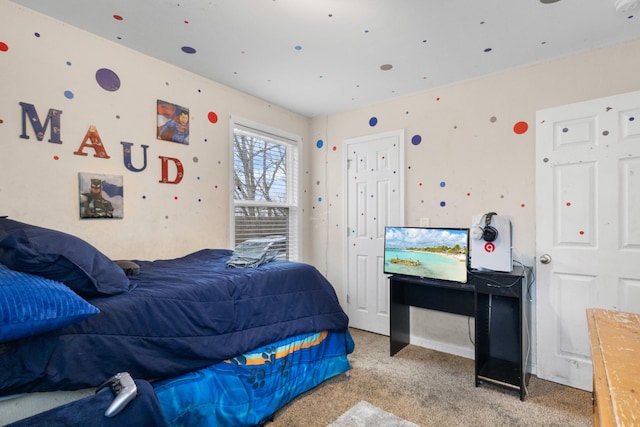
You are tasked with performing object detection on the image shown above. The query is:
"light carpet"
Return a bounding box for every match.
[327,400,419,427]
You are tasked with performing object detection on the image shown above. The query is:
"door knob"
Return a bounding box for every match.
[540,254,552,264]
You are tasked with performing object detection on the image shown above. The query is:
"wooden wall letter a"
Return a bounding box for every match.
[74,125,110,158]
[159,156,184,184]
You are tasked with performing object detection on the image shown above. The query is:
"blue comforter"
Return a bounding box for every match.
[0,249,349,395]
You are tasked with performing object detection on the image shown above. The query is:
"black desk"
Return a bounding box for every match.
[389,275,474,356]
[389,268,530,400]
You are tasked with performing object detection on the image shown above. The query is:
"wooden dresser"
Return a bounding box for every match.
[586,308,640,427]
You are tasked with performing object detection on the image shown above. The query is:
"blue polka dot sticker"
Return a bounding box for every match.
[369,117,378,127]
[316,139,324,149]
[95,68,121,91]
[411,135,422,145]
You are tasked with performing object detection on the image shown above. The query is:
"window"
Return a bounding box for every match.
[231,118,300,261]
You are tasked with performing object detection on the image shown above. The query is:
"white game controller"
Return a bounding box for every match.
[96,372,138,417]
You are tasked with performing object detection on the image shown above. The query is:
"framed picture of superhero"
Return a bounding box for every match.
[79,172,123,219]
[157,99,189,145]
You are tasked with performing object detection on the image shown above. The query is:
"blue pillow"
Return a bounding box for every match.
[0,263,100,343]
[0,218,131,297]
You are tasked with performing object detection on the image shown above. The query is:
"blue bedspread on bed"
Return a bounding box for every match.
[155,329,354,426]
[0,249,349,395]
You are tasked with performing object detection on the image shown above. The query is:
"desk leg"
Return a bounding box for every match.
[390,298,410,356]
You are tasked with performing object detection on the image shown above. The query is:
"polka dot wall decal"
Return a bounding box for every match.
[316,139,324,149]
[490,116,497,123]
[0,42,8,52]
[332,146,337,151]
[440,201,446,207]
[181,46,197,54]
[34,33,40,38]
[95,68,121,91]
[193,156,199,163]
[369,117,378,127]
[294,45,303,51]
[53,155,59,160]
[113,15,124,21]
[483,48,492,52]
[66,61,72,66]
[513,121,529,135]
[411,135,422,145]
[440,181,446,187]
[64,90,74,99]
[207,111,218,123]
[318,197,322,202]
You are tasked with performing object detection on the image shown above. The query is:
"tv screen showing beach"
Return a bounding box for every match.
[384,227,469,283]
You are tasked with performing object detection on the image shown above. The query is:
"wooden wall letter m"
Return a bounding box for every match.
[19,102,63,144]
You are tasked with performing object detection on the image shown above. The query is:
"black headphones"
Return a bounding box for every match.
[481,212,498,242]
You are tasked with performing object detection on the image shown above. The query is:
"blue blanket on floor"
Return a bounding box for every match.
[6,380,169,427]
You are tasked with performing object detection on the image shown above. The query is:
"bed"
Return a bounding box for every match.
[0,218,352,425]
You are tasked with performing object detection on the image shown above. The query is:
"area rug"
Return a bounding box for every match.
[327,400,419,427]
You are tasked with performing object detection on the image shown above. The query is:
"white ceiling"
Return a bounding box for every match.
[11,0,640,117]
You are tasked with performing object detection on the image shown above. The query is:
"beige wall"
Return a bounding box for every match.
[0,3,310,261]
[309,39,640,360]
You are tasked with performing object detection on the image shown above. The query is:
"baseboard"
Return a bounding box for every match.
[409,334,475,360]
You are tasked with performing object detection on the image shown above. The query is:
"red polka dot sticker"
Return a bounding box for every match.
[0,41,8,52]
[207,111,218,124]
[513,121,529,135]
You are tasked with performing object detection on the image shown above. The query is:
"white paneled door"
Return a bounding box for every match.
[345,130,404,335]
[536,90,640,391]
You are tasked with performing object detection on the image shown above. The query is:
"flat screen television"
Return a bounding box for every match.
[384,226,470,283]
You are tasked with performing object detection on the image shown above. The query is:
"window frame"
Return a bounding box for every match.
[229,116,302,261]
